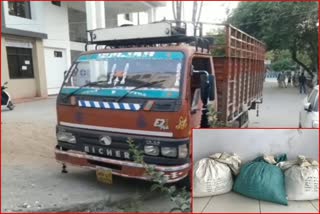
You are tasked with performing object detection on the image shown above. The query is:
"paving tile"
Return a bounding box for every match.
[202,192,260,213]
[193,196,212,213]
[310,200,319,211]
[260,200,318,213]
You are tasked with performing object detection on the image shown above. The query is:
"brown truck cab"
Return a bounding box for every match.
[55,22,265,184]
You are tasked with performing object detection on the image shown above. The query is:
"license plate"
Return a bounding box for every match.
[96,168,113,184]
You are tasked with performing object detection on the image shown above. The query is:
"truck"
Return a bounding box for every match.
[55,22,265,185]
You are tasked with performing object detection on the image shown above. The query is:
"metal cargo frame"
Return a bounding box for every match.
[213,24,266,124]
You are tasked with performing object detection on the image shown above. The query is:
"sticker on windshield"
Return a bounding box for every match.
[108,64,116,84]
[77,51,184,62]
[120,63,129,85]
[175,63,182,87]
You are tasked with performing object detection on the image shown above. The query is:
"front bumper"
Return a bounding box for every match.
[55,147,190,183]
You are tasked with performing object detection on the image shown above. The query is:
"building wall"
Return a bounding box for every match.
[193,129,318,162]
[1,35,47,99]
[43,2,71,68]
[68,8,87,44]
[3,1,46,34]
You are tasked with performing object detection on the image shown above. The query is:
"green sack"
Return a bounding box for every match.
[233,154,288,205]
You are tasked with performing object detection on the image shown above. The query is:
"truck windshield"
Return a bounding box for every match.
[61,51,184,99]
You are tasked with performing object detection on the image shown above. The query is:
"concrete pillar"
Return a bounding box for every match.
[95,1,106,29]
[85,1,97,31]
[1,36,10,83]
[86,1,106,30]
[33,39,48,97]
[85,1,106,77]
[147,8,156,23]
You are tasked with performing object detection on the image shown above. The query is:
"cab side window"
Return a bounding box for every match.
[307,89,317,103]
[312,97,318,112]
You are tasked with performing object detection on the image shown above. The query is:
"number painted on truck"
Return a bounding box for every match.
[153,119,169,130]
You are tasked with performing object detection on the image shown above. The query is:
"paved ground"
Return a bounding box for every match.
[193,192,319,213]
[249,79,309,128]
[1,98,177,212]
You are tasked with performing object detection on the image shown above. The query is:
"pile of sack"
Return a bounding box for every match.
[193,153,318,205]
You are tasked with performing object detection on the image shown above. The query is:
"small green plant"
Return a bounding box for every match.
[127,138,191,212]
[206,104,226,127]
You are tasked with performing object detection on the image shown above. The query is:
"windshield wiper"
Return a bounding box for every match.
[116,80,165,103]
[63,80,109,100]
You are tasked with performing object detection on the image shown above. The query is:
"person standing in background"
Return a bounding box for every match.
[287,71,292,87]
[298,72,307,94]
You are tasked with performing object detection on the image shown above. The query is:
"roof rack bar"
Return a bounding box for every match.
[85,21,213,53]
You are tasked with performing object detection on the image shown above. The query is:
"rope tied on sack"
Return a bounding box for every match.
[277,155,319,170]
[209,152,242,175]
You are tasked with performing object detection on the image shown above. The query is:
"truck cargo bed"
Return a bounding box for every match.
[212,25,265,125]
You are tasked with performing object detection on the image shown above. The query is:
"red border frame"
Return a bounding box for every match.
[1,0,319,214]
[191,127,319,213]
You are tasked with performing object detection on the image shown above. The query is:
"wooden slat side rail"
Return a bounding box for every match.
[212,24,266,125]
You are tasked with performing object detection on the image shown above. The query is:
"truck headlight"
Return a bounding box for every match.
[312,120,319,128]
[57,131,76,144]
[144,145,159,156]
[178,144,188,158]
[161,147,177,157]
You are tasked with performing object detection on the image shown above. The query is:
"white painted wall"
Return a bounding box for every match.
[3,1,46,34]
[42,2,71,68]
[41,2,70,95]
[193,129,318,162]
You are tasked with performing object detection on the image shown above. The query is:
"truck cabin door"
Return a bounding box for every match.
[190,56,215,128]
[190,88,203,128]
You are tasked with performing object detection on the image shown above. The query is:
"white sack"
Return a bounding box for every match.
[278,155,319,200]
[210,152,242,175]
[193,153,241,197]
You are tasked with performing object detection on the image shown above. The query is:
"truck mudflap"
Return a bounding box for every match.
[55,149,190,183]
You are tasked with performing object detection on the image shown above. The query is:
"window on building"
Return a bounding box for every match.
[124,13,132,21]
[8,2,31,19]
[54,51,63,58]
[68,8,87,43]
[51,1,61,7]
[7,47,34,79]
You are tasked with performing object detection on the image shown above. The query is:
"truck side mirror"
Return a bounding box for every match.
[200,74,208,103]
[199,72,216,103]
[64,70,68,77]
[208,74,215,101]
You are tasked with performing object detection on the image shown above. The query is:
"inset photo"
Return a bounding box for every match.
[192,129,319,213]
